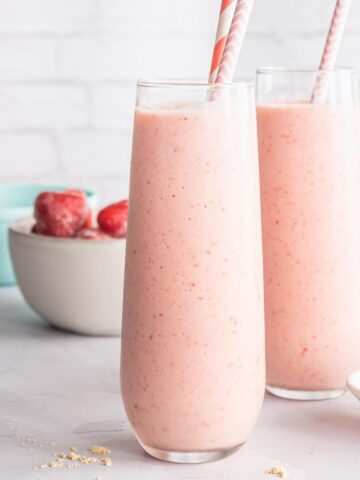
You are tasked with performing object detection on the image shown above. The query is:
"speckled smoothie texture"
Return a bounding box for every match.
[121,100,265,452]
[257,103,360,391]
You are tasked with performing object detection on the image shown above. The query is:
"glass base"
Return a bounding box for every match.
[266,384,346,401]
[141,442,243,464]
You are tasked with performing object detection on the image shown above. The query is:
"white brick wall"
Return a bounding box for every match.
[0,84,88,128]
[0,0,359,205]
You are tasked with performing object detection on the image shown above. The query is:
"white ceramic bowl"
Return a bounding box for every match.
[347,370,360,402]
[9,218,125,336]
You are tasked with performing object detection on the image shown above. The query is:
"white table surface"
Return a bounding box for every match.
[1,287,359,480]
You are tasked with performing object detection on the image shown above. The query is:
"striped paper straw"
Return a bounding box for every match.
[216,0,255,84]
[312,0,352,103]
[209,0,237,83]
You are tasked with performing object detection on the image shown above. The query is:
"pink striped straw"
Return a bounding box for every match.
[209,0,237,83]
[216,0,255,84]
[312,0,352,103]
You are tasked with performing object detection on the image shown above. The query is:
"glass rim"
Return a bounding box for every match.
[137,78,254,89]
[257,66,357,75]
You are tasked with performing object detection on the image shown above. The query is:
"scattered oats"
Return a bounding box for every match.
[37,444,112,472]
[79,456,99,464]
[89,445,111,455]
[266,466,287,478]
[29,448,34,452]
[67,452,80,461]
[48,441,56,446]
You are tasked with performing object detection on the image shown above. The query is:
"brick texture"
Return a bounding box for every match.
[0,0,359,205]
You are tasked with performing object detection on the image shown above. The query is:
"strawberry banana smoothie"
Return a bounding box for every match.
[121,82,265,462]
[257,102,360,397]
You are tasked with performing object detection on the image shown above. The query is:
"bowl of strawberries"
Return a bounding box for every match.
[0,184,97,286]
[9,189,128,336]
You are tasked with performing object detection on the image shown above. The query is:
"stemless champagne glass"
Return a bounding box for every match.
[257,67,360,400]
[121,80,265,463]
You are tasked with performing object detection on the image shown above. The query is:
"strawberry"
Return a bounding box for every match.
[65,189,93,229]
[83,207,93,229]
[97,200,128,238]
[34,191,87,238]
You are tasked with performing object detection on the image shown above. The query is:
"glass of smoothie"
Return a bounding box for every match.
[256,67,360,400]
[121,80,265,463]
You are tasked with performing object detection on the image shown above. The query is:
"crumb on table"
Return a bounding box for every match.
[266,466,287,478]
[37,445,112,470]
[89,444,111,455]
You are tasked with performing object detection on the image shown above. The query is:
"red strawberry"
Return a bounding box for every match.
[83,207,93,228]
[76,228,111,240]
[65,189,93,228]
[97,200,128,238]
[34,191,87,238]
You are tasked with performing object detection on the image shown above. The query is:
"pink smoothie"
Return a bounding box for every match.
[257,103,360,392]
[121,100,265,453]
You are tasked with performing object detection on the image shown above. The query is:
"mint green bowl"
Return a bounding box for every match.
[0,184,97,286]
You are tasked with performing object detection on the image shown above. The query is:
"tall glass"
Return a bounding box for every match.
[256,68,360,400]
[121,80,265,463]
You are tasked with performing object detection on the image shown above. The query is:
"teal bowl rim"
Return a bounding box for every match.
[0,184,97,222]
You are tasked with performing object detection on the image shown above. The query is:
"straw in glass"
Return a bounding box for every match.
[312,0,352,103]
[215,0,255,84]
[209,0,237,83]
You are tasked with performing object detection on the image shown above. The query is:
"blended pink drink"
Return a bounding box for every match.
[257,68,360,399]
[121,81,265,462]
